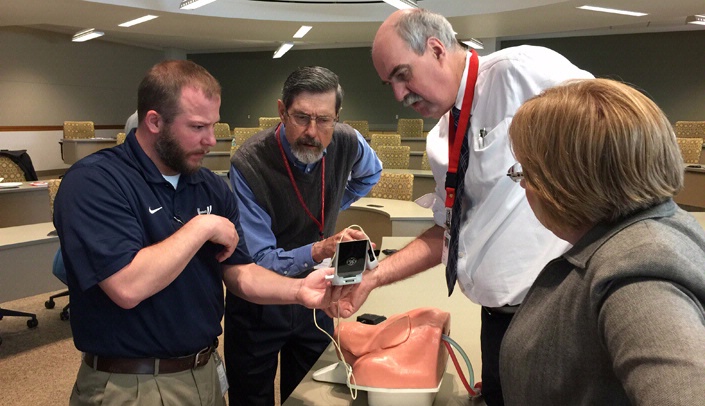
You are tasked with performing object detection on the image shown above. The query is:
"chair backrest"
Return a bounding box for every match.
[47,179,62,218]
[397,118,424,138]
[343,120,369,137]
[421,151,431,170]
[368,172,414,201]
[676,137,703,164]
[214,122,231,138]
[675,121,705,140]
[377,145,410,169]
[370,133,401,150]
[231,127,262,156]
[259,116,281,129]
[63,121,95,139]
[115,132,126,145]
[0,156,26,182]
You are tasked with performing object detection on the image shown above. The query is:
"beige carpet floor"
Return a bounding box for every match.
[0,290,282,406]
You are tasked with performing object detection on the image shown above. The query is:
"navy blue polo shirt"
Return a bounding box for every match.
[54,131,252,358]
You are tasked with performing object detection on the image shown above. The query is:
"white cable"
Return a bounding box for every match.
[312,224,371,400]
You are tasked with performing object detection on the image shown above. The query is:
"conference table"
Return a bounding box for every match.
[0,181,50,228]
[674,165,705,209]
[285,236,485,406]
[202,151,231,171]
[335,197,435,247]
[60,138,116,165]
[0,222,62,302]
[212,137,233,152]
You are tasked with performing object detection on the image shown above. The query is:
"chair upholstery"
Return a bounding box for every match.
[115,132,126,145]
[259,117,281,129]
[675,121,705,140]
[676,137,703,164]
[368,172,414,201]
[0,156,26,182]
[397,118,424,138]
[370,133,401,151]
[47,179,61,218]
[214,122,231,138]
[63,121,95,139]
[231,127,262,156]
[421,151,431,170]
[343,120,369,137]
[377,145,410,169]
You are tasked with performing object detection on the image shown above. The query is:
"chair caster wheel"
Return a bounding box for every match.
[60,311,70,321]
[27,318,39,328]
[45,299,56,309]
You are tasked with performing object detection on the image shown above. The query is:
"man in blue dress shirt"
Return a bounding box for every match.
[225,66,382,405]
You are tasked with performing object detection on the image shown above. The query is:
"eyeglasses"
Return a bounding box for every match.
[506,162,524,183]
[286,112,338,129]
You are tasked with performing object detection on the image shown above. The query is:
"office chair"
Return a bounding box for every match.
[214,122,232,138]
[259,116,281,129]
[45,248,69,321]
[368,172,414,201]
[376,145,411,169]
[63,121,95,139]
[343,120,369,137]
[0,156,26,182]
[0,306,39,345]
[370,133,401,151]
[397,118,424,138]
[43,179,69,320]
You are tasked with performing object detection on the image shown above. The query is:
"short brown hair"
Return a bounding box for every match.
[509,78,683,229]
[137,60,221,124]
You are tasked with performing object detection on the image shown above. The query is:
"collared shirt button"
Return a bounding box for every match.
[458,251,465,258]
[304,262,309,267]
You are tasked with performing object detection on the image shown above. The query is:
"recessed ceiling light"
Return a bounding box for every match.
[273,42,294,59]
[293,26,312,39]
[72,28,104,42]
[382,0,418,10]
[180,0,217,10]
[686,15,705,26]
[119,15,159,28]
[462,38,484,50]
[577,5,647,17]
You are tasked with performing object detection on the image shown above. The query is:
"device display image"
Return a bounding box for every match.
[326,239,370,285]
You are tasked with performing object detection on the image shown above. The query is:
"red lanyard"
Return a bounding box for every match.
[275,124,325,238]
[445,50,479,208]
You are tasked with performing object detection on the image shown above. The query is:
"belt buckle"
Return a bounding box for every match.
[193,346,211,369]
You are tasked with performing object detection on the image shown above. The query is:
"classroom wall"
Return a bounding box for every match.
[189,47,439,132]
[501,30,705,122]
[0,27,165,171]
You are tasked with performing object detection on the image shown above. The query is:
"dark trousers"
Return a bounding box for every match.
[224,292,333,406]
[480,307,515,406]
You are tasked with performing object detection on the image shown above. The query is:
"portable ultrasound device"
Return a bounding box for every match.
[325,239,378,286]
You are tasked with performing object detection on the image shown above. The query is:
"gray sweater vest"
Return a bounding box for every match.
[231,124,359,252]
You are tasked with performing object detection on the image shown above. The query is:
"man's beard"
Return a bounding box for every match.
[291,136,324,164]
[402,92,424,107]
[155,124,202,175]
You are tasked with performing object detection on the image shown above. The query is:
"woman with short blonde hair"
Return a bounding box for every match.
[500,78,705,405]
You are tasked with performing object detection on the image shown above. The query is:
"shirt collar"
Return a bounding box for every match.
[454,51,473,111]
[279,124,327,173]
[563,199,678,269]
[124,129,206,187]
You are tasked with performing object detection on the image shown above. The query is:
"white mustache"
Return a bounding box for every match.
[402,93,424,107]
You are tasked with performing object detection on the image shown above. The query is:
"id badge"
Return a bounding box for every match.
[442,228,450,266]
[215,352,229,397]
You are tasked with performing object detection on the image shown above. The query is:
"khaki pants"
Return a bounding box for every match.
[69,352,226,406]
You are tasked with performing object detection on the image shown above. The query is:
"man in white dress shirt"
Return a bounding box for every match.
[332,8,592,405]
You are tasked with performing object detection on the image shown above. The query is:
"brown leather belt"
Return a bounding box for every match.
[84,345,216,375]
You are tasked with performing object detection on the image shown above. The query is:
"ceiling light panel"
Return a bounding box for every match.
[382,0,418,10]
[273,42,294,59]
[686,15,705,25]
[72,28,104,42]
[119,15,159,28]
[180,0,217,10]
[293,26,312,39]
[577,5,647,17]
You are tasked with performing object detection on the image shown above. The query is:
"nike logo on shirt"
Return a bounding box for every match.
[149,207,163,214]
